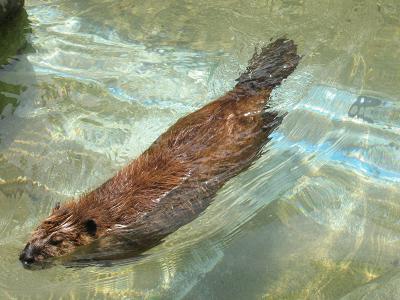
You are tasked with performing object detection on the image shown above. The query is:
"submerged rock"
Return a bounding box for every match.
[0,7,32,116]
[0,0,24,23]
[0,7,31,67]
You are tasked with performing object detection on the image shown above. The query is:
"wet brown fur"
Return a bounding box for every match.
[20,38,300,267]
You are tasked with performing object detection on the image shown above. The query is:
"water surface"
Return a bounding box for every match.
[1,0,400,299]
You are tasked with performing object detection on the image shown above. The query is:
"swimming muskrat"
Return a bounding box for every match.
[19,38,300,268]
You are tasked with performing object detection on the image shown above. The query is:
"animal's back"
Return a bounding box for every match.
[92,38,300,243]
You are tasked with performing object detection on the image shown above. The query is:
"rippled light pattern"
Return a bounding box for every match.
[1,0,400,299]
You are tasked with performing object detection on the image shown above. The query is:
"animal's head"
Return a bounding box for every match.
[19,202,99,269]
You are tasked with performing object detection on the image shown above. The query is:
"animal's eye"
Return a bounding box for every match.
[49,236,63,245]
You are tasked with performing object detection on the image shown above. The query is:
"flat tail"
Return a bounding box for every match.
[236,38,300,90]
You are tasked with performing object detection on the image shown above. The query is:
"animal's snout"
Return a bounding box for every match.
[19,243,37,268]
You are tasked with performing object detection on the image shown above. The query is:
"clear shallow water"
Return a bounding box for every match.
[0,0,400,298]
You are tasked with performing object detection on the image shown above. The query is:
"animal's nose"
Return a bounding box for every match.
[19,244,36,267]
[20,255,35,266]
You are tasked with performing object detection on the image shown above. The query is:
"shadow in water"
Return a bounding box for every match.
[348,95,385,124]
[0,8,34,116]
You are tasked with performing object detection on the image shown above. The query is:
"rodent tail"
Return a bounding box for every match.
[236,38,300,91]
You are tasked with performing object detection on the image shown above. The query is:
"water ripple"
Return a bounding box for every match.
[1,0,400,299]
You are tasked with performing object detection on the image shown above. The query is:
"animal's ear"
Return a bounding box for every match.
[84,219,97,237]
[53,202,60,212]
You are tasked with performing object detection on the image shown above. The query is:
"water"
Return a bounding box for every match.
[0,0,400,298]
